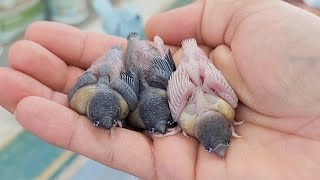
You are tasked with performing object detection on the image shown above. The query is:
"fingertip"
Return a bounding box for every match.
[145,15,157,40]
[145,1,204,45]
[210,45,232,62]
[8,39,79,93]
[0,68,52,112]
[8,40,40,63]
[14,96,81,147]
[24,21,79,41]
[210,45,252,104]
[210,45,236,80]
[24,21,43,40]
[24,21,87,67]
[172,47,183,65]
[171,45,211,68]
[15,96,61,122]
[14,96,48,137]
[14,96,39,124]
[7,40,24,67]
[23,20,127,69]
[8,40,44,68]
[209,44,240,91]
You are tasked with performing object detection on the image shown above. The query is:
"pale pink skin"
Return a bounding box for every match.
[125,35,167,75]
[168,38,241,137]
[88,46,124,81]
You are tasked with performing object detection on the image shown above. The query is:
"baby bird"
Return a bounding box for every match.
[167,38,242,158]
[124,32,177,136]
[68,46,139,130]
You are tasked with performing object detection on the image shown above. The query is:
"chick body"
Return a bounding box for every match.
[168,39,239,157]
[124,32,176,135]
[128,82,171,134]
[68,46,138,129]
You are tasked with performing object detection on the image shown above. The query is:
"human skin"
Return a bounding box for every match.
[0,0,320,179]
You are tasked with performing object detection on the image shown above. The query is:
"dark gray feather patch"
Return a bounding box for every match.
[68,71,97,102]
[196,111,231,151]
[147,49,176,89]
[109,78,138,111]
[138,89,171,130]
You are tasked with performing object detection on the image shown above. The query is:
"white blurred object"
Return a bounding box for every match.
[0,0,18,9]
[0,106,23,150]
[45,0,89,25]
[0,0,45,44]
[0,45,3,56]
[303,0,320,8]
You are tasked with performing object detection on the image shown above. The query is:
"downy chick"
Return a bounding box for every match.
[68,46,139,130]
[167,38,242,158]
[124,32,177,136]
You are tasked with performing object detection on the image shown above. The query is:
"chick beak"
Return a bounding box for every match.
[155,121,168,134]
[213,143,228,158]
[101,116,113,130]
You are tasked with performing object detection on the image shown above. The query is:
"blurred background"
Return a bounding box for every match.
[0,0,319,179]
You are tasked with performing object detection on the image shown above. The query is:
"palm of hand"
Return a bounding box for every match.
[1,1,320,179]
[148,0,320,178]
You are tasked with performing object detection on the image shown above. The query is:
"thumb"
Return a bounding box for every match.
[210,45,253,105]
[145,0,241,47]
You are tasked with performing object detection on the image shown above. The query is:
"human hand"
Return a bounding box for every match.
[146,0,320,179]
[1,0,319,179]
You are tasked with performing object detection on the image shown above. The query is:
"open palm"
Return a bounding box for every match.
[1,0,320,179]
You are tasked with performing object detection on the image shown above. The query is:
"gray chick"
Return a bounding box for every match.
[68,46,139,130]
[124,32,177,136]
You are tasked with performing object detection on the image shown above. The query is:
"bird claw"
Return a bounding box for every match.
[112,124,117,128]
[166,126,182,135]
[106,118,123,128]
[116,120,123,128]
[153,133,169,138]
[149,126,182,138]
[231,124,242,138]
[233,120,244,126]
[108,127,116,138]
[232,131,242,138]
[182,131,189,138]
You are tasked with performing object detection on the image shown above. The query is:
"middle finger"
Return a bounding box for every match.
[9,40,84,94]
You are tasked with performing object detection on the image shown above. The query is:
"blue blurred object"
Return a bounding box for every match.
[44,0,89,25]
[92,0,146,39]
[303,0,320,8]
[70,159,137,180]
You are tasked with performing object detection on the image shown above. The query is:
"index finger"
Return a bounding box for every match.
[25,21,178,69]
[25,21,126,69]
